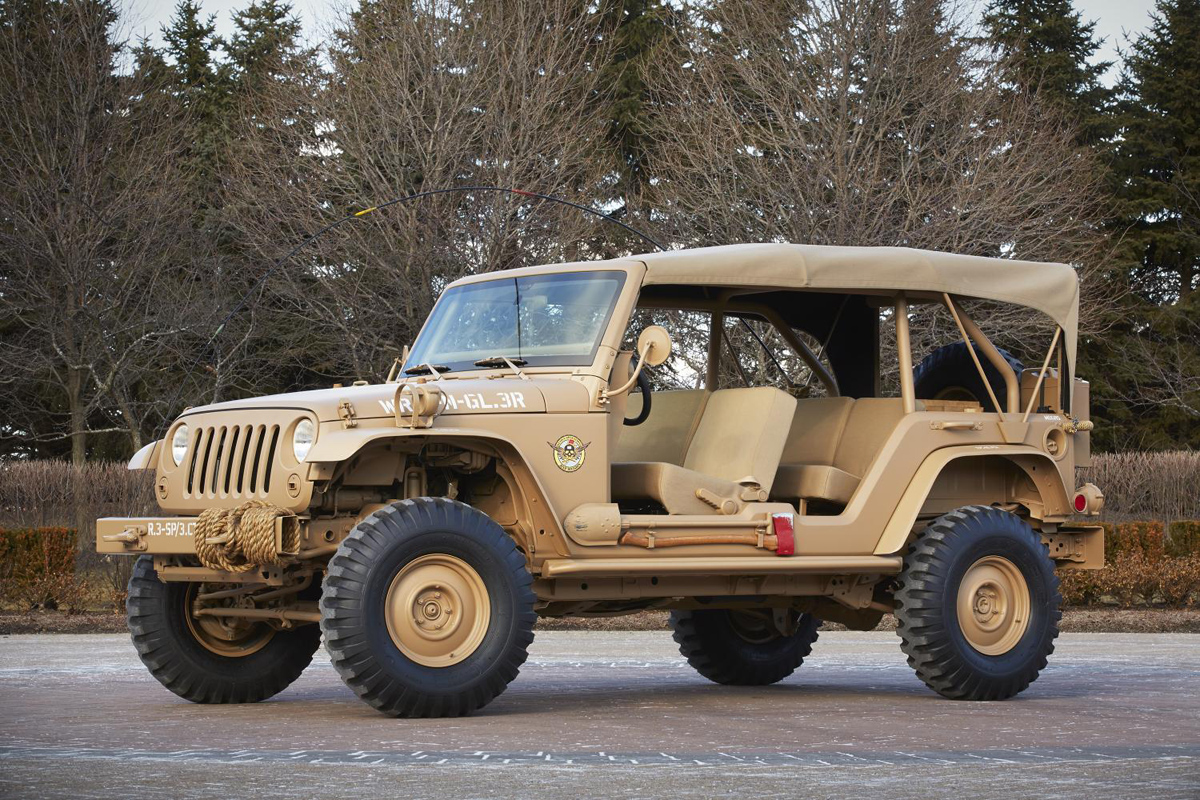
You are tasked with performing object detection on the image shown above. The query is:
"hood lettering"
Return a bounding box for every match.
[379,390,527,416]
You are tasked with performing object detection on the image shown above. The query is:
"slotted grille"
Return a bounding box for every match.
[186,422,281,499]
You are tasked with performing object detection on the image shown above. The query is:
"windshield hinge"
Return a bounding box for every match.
[338,400,358,429]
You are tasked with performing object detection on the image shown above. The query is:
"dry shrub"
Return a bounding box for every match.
[1096,551,1164,606]
[1061,549,1200,608]
[1167,521,1200,557]
[1082,451,1200,524]
[0,460,156,551]
[1157,556,1200,607]
[101,555,134,611]
[0,527,88,612]
[1103,521,1166,561]
[1059,569,1103,606]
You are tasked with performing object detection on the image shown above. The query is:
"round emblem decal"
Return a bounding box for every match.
[548,434,590,473]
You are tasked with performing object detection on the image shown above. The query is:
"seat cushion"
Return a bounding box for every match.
[770,464,861,506]
[612,461,744,515]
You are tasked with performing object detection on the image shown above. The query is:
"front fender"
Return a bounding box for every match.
[873,446,1073,556]
[305,424,570,536]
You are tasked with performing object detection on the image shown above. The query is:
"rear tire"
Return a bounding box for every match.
[320,498,536,717]
[670,608,820,686]
[126,556,321,703]
[913,342,1025,412]
[895,505,1060,700]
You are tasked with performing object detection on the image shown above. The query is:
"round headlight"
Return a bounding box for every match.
[171,424,190,466]
[293,419,315,462]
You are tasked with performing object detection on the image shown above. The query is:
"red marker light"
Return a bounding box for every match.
[1074,494,1087,513]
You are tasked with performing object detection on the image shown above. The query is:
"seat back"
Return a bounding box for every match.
[613,389,709,465]
[831,398,912,479]
[779,397,855,467]
[683,387,797,493]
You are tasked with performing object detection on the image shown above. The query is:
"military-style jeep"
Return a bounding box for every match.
[99,243,1104,716]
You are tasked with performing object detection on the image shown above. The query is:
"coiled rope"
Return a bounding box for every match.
[194,501,298,572]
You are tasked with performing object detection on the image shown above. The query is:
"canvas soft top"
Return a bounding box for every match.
[635,243,1079,358]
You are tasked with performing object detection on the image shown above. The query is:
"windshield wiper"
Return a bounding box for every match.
[473,355,529,380]
[403,363,449,377]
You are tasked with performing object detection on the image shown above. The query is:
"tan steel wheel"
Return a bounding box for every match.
[184,584,276,658]
[727,610,778,644]
[956,555,1031,656]
[385,554,491,668]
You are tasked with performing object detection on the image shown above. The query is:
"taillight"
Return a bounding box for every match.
[1073,483,1104,515]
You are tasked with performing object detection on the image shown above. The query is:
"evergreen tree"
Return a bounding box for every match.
[158,0,235,213]
[227,0,305,90]
[598,0,676,213]
[1090,0,1200,450]
[982,0,1113,144]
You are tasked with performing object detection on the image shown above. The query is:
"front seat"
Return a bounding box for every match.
[611,386,797,515]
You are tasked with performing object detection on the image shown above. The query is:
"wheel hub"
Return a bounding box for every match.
[385,554,490,667]
[956,555,1030,655]
[184,584,275,658]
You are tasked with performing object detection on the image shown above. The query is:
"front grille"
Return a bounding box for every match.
[186,423,281,500]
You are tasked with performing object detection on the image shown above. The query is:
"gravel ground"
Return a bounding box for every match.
[0,631,1197,798]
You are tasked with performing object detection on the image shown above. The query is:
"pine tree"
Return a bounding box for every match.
[1090,0,1200,449]
[227,0,305,90]
[598,0,676,213]
[982,0,1113,144]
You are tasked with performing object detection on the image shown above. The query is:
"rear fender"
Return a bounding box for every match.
[873,446,1073,556]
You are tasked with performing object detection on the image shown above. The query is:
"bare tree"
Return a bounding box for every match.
[641,0,1115,366]
[220,0,621,387]
[0,0,197,462]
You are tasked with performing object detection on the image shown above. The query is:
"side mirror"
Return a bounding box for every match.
[637,325,672,366]
[606,326,673,400]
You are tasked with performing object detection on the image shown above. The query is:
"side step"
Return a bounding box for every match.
[540,555,903,578]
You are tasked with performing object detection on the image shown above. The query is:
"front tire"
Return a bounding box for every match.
[670,608,821,685]
[895,505,1060,700]
[320,498,536,717]
[126,556,321,703]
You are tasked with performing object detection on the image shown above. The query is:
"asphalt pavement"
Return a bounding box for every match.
[1,630,1198,798]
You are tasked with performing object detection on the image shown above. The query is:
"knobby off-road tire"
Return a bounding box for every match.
[895,505,1061,701]
[127,555,321,703]
[913,342,1025,413]
[320,498,536,718]
[670,609,821,686]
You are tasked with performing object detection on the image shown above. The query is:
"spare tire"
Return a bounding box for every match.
[913,342,1024,412]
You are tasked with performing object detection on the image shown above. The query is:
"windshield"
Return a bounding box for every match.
[405,270,627,373]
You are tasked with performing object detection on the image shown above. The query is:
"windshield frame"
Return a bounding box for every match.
[403,268,631,376]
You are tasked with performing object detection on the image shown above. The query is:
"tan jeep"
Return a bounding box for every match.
[99,243,1104,717]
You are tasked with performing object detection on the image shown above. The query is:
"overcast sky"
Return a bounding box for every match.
[123,0,1160,84]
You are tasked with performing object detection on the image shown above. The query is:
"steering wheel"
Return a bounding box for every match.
[623,366,653,426]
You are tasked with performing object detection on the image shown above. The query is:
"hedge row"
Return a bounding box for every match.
[0,527,87,612]
[1059,521,1200,607]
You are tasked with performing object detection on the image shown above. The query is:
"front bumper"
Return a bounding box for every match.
[96,515,301,556]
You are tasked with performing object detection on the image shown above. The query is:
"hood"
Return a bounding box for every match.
[180,377,567,423]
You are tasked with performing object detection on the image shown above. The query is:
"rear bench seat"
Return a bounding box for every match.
[771,397,916,508]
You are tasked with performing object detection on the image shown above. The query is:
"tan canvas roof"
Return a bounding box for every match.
[634,243,1080,362]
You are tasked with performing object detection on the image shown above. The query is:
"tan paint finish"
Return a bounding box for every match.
[99,245,1100,617]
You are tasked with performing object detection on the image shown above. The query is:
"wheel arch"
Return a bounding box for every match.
[315,428,568,562]
[873,447,1073,556]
